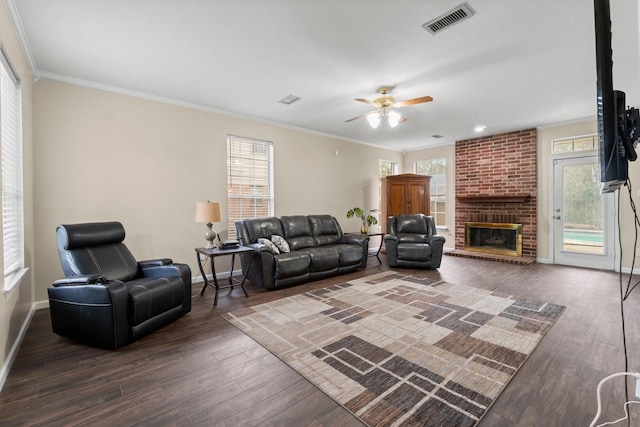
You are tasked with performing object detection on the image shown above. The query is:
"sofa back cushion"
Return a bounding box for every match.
[392,214,432,243]
[241,217,285,243]
[308,215,341,246]
[280,215,316,250]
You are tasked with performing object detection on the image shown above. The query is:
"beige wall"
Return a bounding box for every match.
[32,80,402,302]
[0,3,35,385]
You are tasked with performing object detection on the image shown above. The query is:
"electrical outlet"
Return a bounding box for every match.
[636,377,640,398]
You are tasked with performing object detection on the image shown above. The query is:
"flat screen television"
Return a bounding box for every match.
[594,0,638,193]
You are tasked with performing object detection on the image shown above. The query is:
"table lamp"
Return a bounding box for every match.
[195,201,221,248]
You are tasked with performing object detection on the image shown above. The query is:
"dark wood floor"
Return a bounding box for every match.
[2,254,640,426]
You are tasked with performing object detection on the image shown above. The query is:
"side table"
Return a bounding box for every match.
[365,232,385,264]
[195,246,254,306]
[347,232,384,265]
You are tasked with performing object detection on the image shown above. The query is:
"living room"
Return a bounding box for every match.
[2,1,640,425]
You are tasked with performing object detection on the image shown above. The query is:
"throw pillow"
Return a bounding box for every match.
[271,235,290,253]
[258,237,280,254]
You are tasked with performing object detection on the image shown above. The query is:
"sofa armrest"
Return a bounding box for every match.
[339,234,369,246]
[425,235,446,246]
[138,258,173,267]
[139,262,192,313]
[48,279,130,349]
[53,274,107,286]
[425,234,446,268]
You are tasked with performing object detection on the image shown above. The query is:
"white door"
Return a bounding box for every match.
[552,155,616,269]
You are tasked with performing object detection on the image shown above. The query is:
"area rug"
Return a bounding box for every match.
[222,272,565,426]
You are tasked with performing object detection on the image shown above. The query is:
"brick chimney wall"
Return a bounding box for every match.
[455,129,537,257]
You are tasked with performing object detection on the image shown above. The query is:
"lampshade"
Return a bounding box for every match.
[387,110,401,128]
[195,201,221,223]
[366,112,381,128]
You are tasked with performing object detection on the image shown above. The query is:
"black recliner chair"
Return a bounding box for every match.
[384,214,446,269]
[48,221,192,349]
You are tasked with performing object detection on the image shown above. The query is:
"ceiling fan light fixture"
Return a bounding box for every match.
[387,110,401,128]
[367,112,381,128]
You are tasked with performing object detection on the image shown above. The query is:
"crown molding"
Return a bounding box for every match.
[3,0,38,80]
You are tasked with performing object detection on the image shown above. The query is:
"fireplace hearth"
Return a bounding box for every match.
[464,222,523,257]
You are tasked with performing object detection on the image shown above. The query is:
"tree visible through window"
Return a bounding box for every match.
[1,48,24,291]
[378,159,396,178]
[415,158,446,227]
[227,135,273,239]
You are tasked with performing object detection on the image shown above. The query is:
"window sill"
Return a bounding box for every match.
[4,267,29,294]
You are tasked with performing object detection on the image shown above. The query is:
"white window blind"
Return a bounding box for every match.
[227,135,273,239]
[1,48,24,284]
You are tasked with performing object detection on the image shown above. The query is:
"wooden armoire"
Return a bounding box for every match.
[380,174,431,233]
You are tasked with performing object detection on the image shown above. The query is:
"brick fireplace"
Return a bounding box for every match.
[454,129,537,260]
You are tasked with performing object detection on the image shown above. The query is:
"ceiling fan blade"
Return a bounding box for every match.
[393,96,433,108]
[355,98,375,105]
[345,114,366,123]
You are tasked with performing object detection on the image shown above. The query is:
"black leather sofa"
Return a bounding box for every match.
[384,214,446,269]
[235,215,369,289]
[48,222,192,349]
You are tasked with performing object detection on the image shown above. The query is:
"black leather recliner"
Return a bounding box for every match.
[384,214,446,269]
[48,222,192,349]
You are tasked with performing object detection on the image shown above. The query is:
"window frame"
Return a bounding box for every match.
[1,47,26,292]
[414,158,447,229]
[226,135,274,239]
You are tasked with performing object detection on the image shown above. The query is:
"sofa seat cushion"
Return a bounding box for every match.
[397,243,432,261]
[300,247,339,272]
[126,277,185,326]
[274,252,310,279]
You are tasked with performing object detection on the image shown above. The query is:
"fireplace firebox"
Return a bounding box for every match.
[464,222,523,257]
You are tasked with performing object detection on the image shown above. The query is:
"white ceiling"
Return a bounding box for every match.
[7,0,640,151]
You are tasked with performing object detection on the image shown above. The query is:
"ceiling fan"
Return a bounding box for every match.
[345,86,433,128]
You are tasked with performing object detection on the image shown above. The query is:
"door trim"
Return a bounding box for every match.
[550,154,617,270]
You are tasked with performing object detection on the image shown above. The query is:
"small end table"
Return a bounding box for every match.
[347,232,384,265]
[195,245,254,306]
[365,232,385,264]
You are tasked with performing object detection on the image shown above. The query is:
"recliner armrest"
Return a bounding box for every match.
[425,235,446,246]
[138,258,173,267]
[53,274,107,286]
[383,234,399,243]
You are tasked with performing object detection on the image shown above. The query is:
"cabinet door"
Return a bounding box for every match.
[408,182,428,214]
[387,182,407,217]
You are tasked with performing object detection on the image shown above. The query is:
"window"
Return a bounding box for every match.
[1,49,25,291]
[552,134,598,154]
[378,159,397,178]
[227,135,273,239]
[415,158,446,227]
[378,159,398,214]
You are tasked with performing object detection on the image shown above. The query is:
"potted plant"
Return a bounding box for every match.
[346,207,379,234]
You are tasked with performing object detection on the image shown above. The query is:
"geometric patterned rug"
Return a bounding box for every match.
[222,272,565,426]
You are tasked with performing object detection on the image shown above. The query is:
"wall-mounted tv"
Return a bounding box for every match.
[594,0,639,193]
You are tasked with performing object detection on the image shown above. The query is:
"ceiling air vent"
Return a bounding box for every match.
[423,3,475,35]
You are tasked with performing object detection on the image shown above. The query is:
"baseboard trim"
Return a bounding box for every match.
[0,302,37,392]
[192,269,243,284]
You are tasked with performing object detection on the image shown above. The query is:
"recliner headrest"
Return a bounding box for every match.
[57,222,126,250]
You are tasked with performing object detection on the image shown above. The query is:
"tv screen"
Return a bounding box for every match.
[594,0,629,193]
